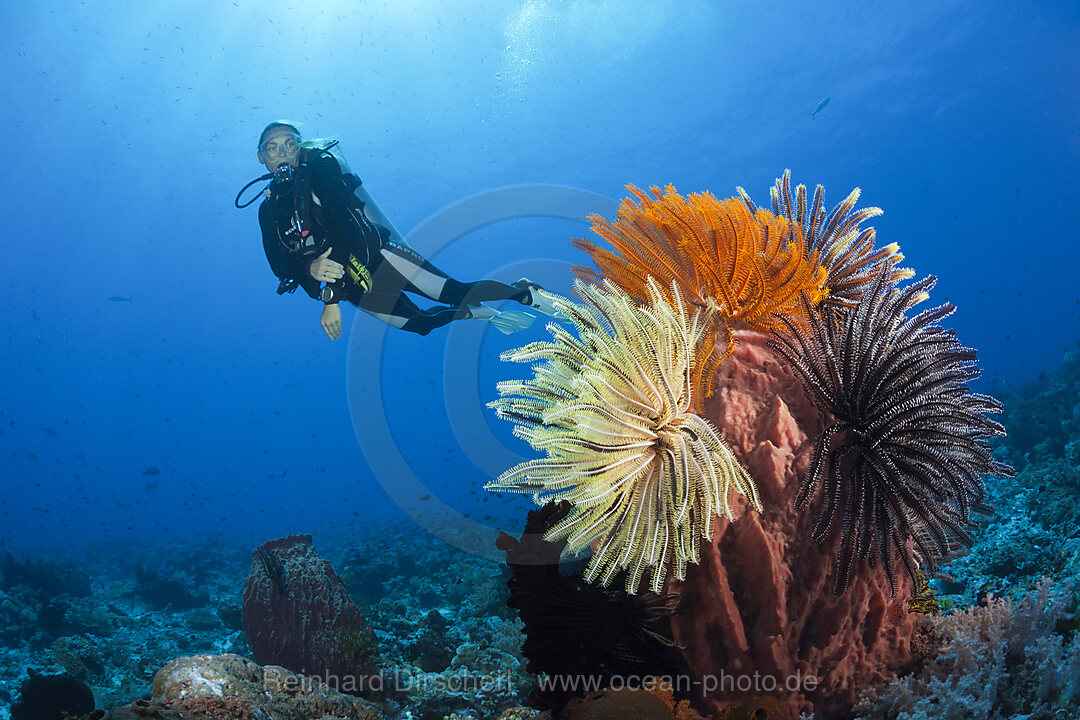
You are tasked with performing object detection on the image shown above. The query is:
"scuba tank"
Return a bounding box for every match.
[299,138,407,245]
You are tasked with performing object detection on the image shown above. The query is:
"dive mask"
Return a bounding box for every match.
[259,132,300,158]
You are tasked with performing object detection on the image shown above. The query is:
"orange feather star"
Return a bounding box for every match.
[573,184,829,398]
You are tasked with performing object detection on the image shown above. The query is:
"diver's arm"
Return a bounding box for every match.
[297,272,322,299]
[320,303,342,340]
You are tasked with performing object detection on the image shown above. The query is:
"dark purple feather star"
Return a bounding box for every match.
[769,268,1013,595]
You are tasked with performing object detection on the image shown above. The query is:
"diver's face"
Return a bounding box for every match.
[257,127,300,171]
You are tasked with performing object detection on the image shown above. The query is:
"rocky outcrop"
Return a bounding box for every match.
[103,653,383,720]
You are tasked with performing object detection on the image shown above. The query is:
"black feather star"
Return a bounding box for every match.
[495,501,684,711]
[739,170,914,316]
[769,268,1013,595]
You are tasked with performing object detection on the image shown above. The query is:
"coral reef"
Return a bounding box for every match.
[0,529,534,720]
[406,609,455,672]
[0,537,252,711]
[0,586,41,645]
[339,526,533,718]
[1,551,93,598]
[997,342,1080,471]
[488,278,760,594]
[929,347,1080,603]
[853,579,1080,720]
[668,331,915,718]
[242,534,378,684]
[133,564,208,610]
[769,270,1013,594]
[4,170,1058,720]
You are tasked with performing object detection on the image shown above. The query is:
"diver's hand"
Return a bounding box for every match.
[321,303,343,340]
[310,247,344,282]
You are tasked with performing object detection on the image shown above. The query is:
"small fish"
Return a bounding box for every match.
[812,96,830,119]
[41,426,57,436]
[142,466,160,476]
[108,296,134,303]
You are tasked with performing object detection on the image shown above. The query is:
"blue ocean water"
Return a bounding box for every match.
[1,0,1078,570]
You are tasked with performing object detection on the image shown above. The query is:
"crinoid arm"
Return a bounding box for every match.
[744,170,913,317]
[572,183,833,400]
[488,278,761,594]
[769,268,1013,595]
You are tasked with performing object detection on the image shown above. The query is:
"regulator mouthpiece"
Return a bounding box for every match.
[274,163,295,182]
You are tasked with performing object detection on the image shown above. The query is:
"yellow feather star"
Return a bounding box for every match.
[486,278,762,594]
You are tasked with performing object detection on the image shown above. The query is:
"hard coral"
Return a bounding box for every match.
[488,278,760,594]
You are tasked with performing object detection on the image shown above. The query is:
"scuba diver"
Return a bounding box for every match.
[236,121,564,339]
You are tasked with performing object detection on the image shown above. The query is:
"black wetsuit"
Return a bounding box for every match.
[259,147,528,335]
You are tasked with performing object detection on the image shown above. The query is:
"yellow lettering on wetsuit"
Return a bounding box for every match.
[347,253,371,292]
